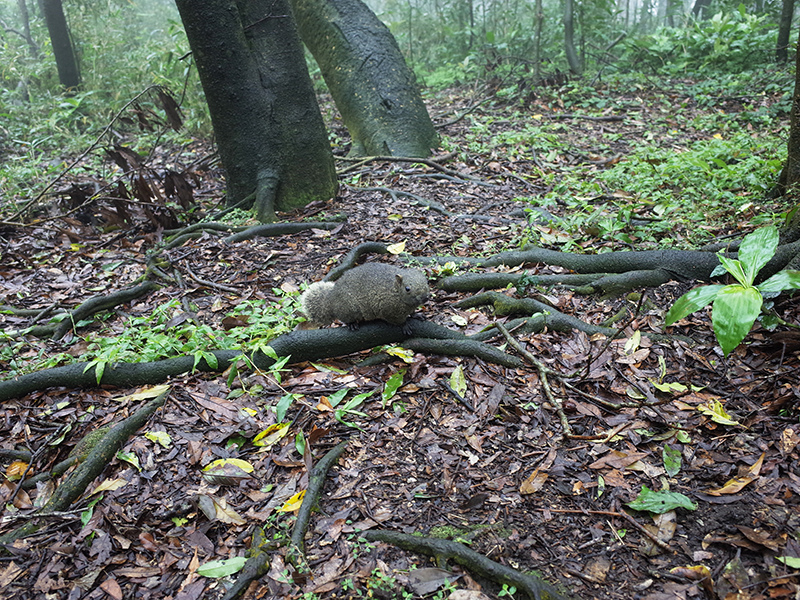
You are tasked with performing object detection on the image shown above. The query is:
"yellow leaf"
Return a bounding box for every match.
[705,455,765,497]
[90,478,128,496]
[253,423,290,448]
[203,458,254,474]
[450,365,467,397]
[115,384,171,403]
[386,241,407,254]
[278,490,306,512]
[145,431,172,448]
[6,461,29,481]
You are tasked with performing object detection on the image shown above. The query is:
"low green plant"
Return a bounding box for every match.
[665,226,800,356]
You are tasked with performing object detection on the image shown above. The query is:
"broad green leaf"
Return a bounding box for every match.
[651,380,687,394]
[776,556,800,569]
[197,557,248,578]
[662,444,682,477]
[664,285,724,326]
[275,393,298,422]
[712,285,762,356]
[757,269,800,294]
[326,388,349,409]
[717,255,748,286]
[145,431,171,448]
[627,485,697,513]
[697,399,740,426]
[340,390,374,412]
[737,225,778,285]
[382,369,406,406]
[450,365,468,397]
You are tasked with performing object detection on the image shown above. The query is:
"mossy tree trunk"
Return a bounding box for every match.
[174,0,337,221]
[41,0,80,89]
[777,0,795,64]
[290,0,439,158]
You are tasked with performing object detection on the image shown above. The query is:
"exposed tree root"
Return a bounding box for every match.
[222,441,349,600]
[362,530,569,600]
[222,221,341,243]
[6,280,160,340]
[0,390,168,548]
[0,320,518,401]
[427,240,800,296]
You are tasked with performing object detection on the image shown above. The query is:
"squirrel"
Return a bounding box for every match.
[300,262,429,331]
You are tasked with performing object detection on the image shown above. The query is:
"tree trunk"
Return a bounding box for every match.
[40,0,80,89]
[691,0,712,19]
[534,0,543,81]
[17,0,40,57]
[173,0,337,220]
[777,0,795,64]
[783,25,800,195]
[290,0,439,158]
[563,0,581,75]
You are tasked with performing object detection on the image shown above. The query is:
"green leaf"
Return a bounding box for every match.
[197,556,248,578]
[758,269,800,294]
[664,285,724,326]
[275,393,297,423]
[382,369,406,407]
[450,364,468,397]
[327,388,349,409]
[776,556,800,569]
[627,485,697,513]
[718,254,748,286]
[662,444,682,477]
[712,285,762,356]
[737,225,778,284]
[697,399,740,426]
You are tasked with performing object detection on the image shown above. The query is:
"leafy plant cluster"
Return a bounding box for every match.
[1,293,302,379]
[619,7,777,75]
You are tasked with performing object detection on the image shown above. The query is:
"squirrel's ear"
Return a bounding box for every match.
[395,274,403,285]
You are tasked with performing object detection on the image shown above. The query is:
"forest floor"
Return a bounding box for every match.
[0,79,799,600]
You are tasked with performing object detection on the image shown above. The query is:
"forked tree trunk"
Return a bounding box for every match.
[174,0,337,220]
[290,0,439,158]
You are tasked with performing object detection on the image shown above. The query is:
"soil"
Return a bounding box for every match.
[0,81,798,600]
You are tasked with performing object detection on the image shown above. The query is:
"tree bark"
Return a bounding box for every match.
[174,0,337,218]
[691,0,712,19]
[784,23,800,194]
[777,0,795,64]
[40,0,80,89]
[563,0,582,75]
[290,0,439,158]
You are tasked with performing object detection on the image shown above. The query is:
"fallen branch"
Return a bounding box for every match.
[222,441,349,600]
[8,280,160,340]
[362,530,568,600]
[0,390,168,548]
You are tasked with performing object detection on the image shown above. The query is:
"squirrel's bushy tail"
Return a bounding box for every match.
[300,281,336,325]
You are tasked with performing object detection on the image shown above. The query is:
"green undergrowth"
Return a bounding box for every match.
[528,130,785,250]
[1,293,302,380]
[447,70,789,252]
